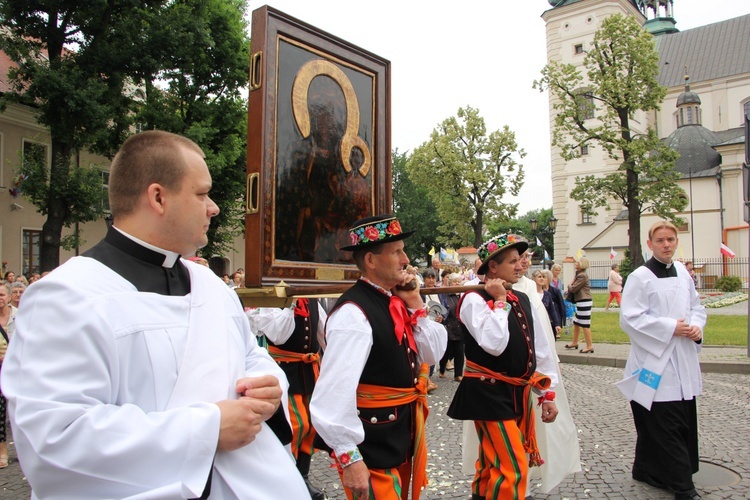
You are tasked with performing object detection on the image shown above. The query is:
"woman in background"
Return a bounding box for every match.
[605,263,623,311]
[566,258,593,353]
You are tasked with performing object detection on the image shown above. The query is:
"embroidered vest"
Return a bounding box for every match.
[447,288,536,421]
[330,280,420,469]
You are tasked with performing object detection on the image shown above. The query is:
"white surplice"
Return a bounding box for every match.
[617,260,706,407]
[2,257,309,499]
[461,277,580,493]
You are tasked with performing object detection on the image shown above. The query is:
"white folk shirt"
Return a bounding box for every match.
[310,301,447,458]
[1,257,309,499]
[247,301,327,348]
[619,260,706,403]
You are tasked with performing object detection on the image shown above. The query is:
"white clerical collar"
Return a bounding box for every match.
[112,226,181,268]
[653,256,673,269]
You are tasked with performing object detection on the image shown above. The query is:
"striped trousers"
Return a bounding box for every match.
[339,459,414,500]
[288,393,316,458]
[471,420,528,500]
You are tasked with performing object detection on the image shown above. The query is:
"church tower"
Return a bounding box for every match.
[541,0,647,263]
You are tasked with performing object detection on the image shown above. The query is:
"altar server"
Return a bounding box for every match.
[618,220,706,500]
[1,130,309,499]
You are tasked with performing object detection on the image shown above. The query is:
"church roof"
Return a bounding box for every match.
[655,14,750,87]
[663,125,721,176]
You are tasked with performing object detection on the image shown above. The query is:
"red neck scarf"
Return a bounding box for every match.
[388,296,424,352]
[293,298,310,318]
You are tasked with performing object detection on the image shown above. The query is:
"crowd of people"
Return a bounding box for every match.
[0,131,707,500]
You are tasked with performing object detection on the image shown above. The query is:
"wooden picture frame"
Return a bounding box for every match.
[245,6,391,288]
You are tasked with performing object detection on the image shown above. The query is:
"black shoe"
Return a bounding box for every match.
[674,490,701,500]
[304,477,327,500]
[632,470,668,490]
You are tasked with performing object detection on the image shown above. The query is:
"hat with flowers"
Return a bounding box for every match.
[477,233,529,275]
[340,214,416,252]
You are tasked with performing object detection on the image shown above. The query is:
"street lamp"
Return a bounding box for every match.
[529,216,558,268]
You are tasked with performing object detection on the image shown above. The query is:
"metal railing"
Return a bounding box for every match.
[585,258,749,291]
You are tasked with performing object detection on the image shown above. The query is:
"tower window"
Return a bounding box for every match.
[574,44,584,55]
[580,145,589,156]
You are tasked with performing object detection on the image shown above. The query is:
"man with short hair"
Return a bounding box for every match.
[448,234,558,500]
[2,130,310,498]
[618,220,706,500]
[311,214,446,500]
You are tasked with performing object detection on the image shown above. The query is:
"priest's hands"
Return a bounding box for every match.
[342,461,371,499]
[214,375,284,451]
[673,319,702,342]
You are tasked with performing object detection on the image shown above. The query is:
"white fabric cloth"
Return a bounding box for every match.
[246,301,327,348]
[310,300,447,458]
[2,257,308,499]
[617,260,706,407]
[460,279,579,491]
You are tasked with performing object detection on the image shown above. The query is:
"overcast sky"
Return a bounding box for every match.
[249,0,749,214]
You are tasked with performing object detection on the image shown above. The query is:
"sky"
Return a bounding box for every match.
[248,0,750,214]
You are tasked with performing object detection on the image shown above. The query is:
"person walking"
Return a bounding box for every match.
[438,273,465,382]
[1,131,310,498]
[447,234,558,500]
[247,299,328,499]
[617,220,706,500]
[565,257,594,353]
[605,263,623,311]
[310,214,446,500]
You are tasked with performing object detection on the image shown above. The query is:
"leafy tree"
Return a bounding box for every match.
[407,106,525,249]
[135,0,250,257]
[485,207,555,262]
[0,0,165,271]
[534,13,686,269]
[392,149,442,264]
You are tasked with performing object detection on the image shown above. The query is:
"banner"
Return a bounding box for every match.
[720,243,736,258]
[610,247,617,260]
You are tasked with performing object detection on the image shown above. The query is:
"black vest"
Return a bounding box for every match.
[266,299,320,395]
[329,280,420,469]
[447,288,536,422]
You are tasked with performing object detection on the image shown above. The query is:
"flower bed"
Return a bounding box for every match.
[700,292,749,308]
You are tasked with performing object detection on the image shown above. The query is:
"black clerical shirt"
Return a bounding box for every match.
[83,227,190,296]
[644,257,678,279]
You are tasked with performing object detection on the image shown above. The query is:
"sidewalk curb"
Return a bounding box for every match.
[559,353,750,374]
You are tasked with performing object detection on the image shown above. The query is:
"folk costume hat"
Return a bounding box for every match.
[477,233,529,275]
[340,214,415,252]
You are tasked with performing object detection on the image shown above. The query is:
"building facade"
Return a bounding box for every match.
[541,0,749,266]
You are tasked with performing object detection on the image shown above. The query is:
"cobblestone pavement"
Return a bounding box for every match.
[2,365,749,499]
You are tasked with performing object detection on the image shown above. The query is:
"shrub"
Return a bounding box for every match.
[716,275,742,292]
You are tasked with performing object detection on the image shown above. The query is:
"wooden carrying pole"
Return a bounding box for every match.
[283,283,485,297]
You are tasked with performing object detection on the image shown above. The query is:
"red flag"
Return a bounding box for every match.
[610,247,617,260]
[720,243,736,258]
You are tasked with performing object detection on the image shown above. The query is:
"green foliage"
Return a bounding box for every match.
[0,0,250,266]
[534,14,686,269]
[136,0,251,257]
[392,149,443,264]
[407,106,525,248]
[618,249,635,286]
[488,208,556,261]
[716,276,742,293]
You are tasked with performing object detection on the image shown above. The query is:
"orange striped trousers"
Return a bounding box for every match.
[338,459,413,500]
[472,420,528,500]
[288,393,316,458]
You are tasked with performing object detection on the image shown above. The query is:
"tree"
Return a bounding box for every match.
[487,208,556,262]
[0,0,166,271]
[135,0,250,257]
[407,106,525,249]
[534,13,686,268]
[392,149,442,264]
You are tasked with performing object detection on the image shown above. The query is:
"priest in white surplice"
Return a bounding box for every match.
[1,131,310,499]
[618,220,706,500]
